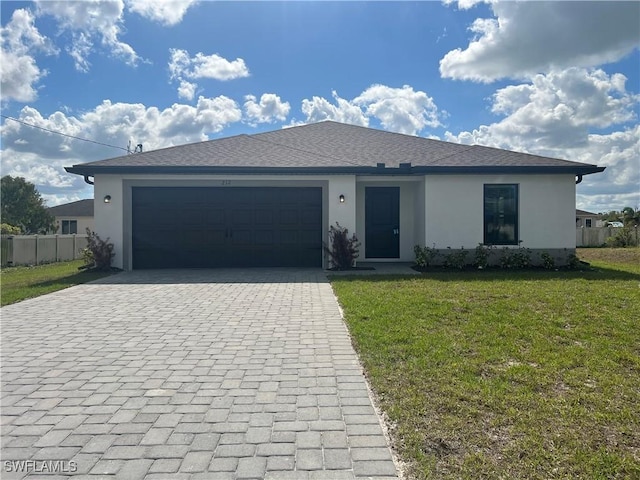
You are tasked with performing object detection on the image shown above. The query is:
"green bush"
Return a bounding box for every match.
[443,247,468,269]
[81,229,115,271]
[540,251,555,270]
[499,246,531,269]
[1,223,21,235]
[473,243,494,269]
[414,244,438,269]
[606,227,637,247]
[512,246,532,269]
[324,223,360,270]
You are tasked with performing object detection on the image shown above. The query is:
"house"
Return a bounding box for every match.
[576,209,602,228]
[47,199,94,235]
[65,121,605,270]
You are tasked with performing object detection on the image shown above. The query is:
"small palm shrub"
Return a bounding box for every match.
[81,229,115,271]
[324,223,360,270]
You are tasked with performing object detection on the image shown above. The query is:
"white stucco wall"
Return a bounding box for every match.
[424,174,576,249]
[92,172,576,270]
[327,175,357,242]
[93,175,125,269]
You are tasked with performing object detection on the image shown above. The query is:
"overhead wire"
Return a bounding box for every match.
[1,114,129,152]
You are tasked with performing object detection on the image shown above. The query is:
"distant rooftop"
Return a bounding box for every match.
[48,199,94,217]
[576,209,599,216]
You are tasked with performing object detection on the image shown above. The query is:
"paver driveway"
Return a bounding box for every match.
[1,269,398,480]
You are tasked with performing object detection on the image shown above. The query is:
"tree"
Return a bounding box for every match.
[1,176,55,234]
[622,207,639,227]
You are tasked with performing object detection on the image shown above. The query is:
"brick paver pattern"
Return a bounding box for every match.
[1,269,398,480]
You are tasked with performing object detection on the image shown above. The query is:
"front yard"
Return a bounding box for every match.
[1,260,112,306]
[331,248,640,479]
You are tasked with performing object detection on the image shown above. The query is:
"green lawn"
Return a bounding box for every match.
[1,260,112,306]
[331,248,640,480]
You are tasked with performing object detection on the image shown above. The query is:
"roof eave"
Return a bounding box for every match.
[65,164,606,176]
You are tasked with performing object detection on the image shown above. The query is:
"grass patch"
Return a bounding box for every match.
[1,260,112,306]
[331,248,640,479]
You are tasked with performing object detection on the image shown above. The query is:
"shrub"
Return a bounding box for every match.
[414,244,438,269]
[565,251,582,270]
[443,247,468,269]
[1,223,21,235]
[473,244,494,269]
[324,223,360,270]
[499,248,515,269]
[499,246,532,269]
[540,251,555,270]
[606,226,636,247]
[81,229,115,271]
[512,246,532,269]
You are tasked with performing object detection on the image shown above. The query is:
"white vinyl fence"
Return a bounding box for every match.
[576,227,632,247]
[1,234,88,267]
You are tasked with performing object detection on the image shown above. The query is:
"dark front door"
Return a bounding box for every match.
[365,187,400,258]
[132,187,322,268]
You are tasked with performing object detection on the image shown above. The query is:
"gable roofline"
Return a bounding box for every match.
[64,121,606,177]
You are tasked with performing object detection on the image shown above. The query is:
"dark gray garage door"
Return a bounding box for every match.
[132,187,322,268]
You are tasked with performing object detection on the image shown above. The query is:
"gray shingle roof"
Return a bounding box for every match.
[576,209,599,216]
[48,199,94,217]
[66,121,604,176]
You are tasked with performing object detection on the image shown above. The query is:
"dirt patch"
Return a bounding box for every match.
[577,247,640,265]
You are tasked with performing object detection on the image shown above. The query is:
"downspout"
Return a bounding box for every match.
[83,175,94,185]
[575,174,583,185]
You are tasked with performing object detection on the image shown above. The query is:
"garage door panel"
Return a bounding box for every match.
[279,209,299,225]
[206,208,225,225]
[132,187,321,268]
[231,208,253,225]
[255,209,274,224]
[255,230,274,245]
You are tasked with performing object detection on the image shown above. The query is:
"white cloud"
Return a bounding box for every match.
[354,84,442,135]
[36,0,140,71]
[126,0,198,26]
[0,97,243,203]
[440,1,640,82]
[168,48,250,99]
[168,49,249,81]
[244,94,290,124]
[177,80,197,101]
[298,91,369,127]
[296,85,444,135]
[444,68,639,211]
[0,8,57,102]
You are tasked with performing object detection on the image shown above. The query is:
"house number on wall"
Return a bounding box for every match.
[221,180,231,185]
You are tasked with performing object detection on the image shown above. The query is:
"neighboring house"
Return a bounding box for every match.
[47,199,94,235]
[65,121,605,270]
[576,209,602,228]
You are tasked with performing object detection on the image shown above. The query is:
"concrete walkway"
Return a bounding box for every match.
[1,269,399,480]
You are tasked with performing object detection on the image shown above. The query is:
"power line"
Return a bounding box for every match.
[1,114,129,152]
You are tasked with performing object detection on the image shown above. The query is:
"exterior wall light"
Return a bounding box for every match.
[339,194,345,203]
[104,195,112,203]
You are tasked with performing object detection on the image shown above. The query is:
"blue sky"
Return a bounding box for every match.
[1,1,639,213]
